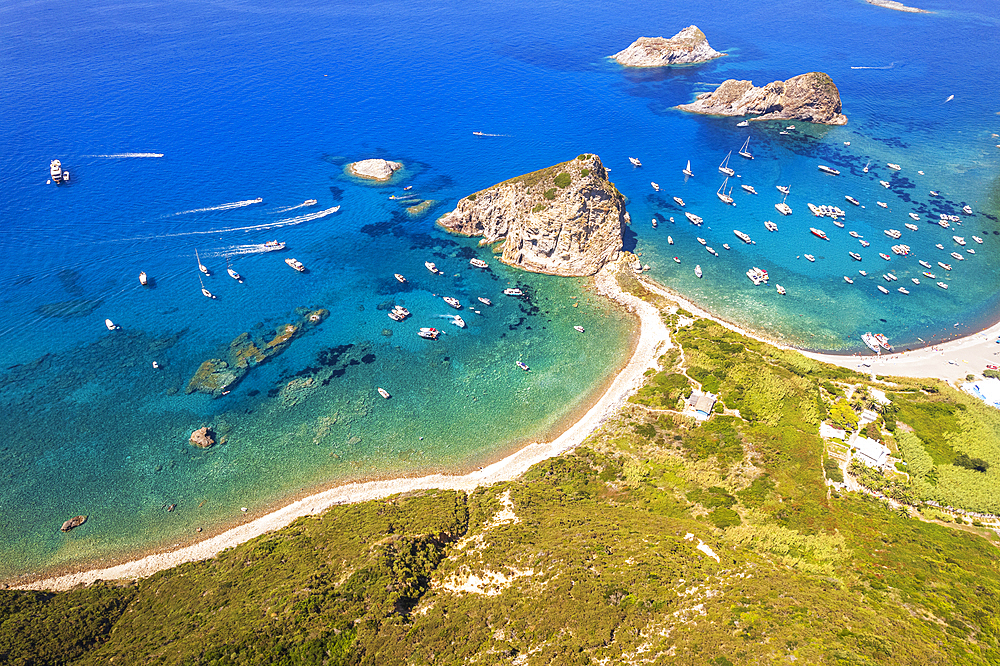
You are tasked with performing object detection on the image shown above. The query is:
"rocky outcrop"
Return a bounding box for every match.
[866,0,930,12]
[185,308,328,397]
[677,72,847,125]
[611,26,724,67]
[437,155,628,277]
[348,159,402,181]
[60,515,87,532]
[189,427,216,449]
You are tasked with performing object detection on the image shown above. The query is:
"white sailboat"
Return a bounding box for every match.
[682,159,693,177]
[226,258,243,283]
[717,177,735,206]
[718,151,735,177]
[199,274,215,299]
[196,249,210,276]
[738,136,753,159]
[774,188,792,216]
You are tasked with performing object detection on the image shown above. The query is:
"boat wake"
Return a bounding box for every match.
[83,153,165,158]
[270,202,310,214]
[105,206,341,245]
[472,132,512,137]
[172,198,264,216]
[850,62,896,70]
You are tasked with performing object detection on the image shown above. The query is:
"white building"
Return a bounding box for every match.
[820,423,846,440]
[852,435,890,468]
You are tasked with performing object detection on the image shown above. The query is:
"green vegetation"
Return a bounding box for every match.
[543,188,556,200]
[531,203,546,213]
[553,172,571,188]
[580,168,590,177]
[5,313,1000,665]
[466,193,477,201]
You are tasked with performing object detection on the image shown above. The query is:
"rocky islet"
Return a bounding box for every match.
[677,72,848,125]
[611,26,725,67]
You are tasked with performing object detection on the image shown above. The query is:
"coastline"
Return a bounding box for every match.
[15,262,671,592]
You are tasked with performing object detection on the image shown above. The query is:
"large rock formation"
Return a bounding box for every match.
[348,159,402,181]
[189,427,216,449]
[611,26,724,67]
[437,155,628,277]
[60,515,87,532]
[677,72,848,125]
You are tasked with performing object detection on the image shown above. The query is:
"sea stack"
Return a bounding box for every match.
[437,154,628,277]
[348,158,402,181]
[611,26,725,67]
[677,72,848,125]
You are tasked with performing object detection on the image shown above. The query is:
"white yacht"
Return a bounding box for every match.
[673,196,685,207]
[651,182,660,191]
[695,265,703,278]
[734,230,753,244]
[629,157,641,166]
[442,296,462,309]
[818,165,840,175]
[764,220,778,232]
[470,258,489,268]
[741,184,758,195]
[685,212,703,225]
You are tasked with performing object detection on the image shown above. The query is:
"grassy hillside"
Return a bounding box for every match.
[3,314,1000,665]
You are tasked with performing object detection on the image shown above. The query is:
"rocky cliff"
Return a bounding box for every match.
[437,155,628,277]
[611,26,724,67]
[677,72,848,125]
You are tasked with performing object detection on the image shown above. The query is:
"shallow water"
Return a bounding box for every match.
[1,0,998,579]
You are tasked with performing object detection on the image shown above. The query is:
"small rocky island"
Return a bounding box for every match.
[348,158,402,181]
[611,26,724,67]
[437,154,628,277]
[866,0,930,12]
[677,72,848,125]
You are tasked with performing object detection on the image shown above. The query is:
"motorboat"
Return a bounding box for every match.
[478,297,492,306]
[629,157,642,167]
[937,282,949,290]
[845,196,860,206]
[908,213,920,221]
[887,163,901,171]
[879,253,891,261]
[849,231,861,238]
[844,141,851,146]
[879,180,891,189]
[723,244,731,250]
[470,258,489,268]
[443,296,462,309]
[685,212,703,225]
[919,260,932,268]
[911,278,920,285]
[859,240,870,247]
[930,190,940,197]
[418,327,440,340]
[950,252,964,261]
[263,240,285,252]
[737,120,750,127]
[651,182,660,191]
[746,267,769,285]
[682,160,694,177]
[303,199,318,206]
[516,361,530,372]
[425,261,440,274]
[741,184,758,194]
[378,387,391,399]
[695,265,703,278]
[936,243,945,249]
[876,201,888,209]
[139,271,148,286]
[450,315,466,328]
[844,276,854,284]
[953,236,966,245]
[849,252,862,261]
[227,259,242,282]
[809,227,828,240]
[734,230,753,244]
[878,285,890,294]
[905,223,918,231]
[938,220,951,229]
[673,257,681,264]
[884,229,902,239]
[859,270,868,276]
[963,205,974,215]
[818,165,840,176]
[196,249,210,276]
[697,237,707,245]
[807,203,822,217]
[738,136,753,159]
[805,254,816,262]
[395,273,407,283]
[503,288,524,296]
[776,185,790,195]
[652,218,658,228]
[786,125,796,130]
[105,318,118,331]
[668,236,674,244]
[706,246,718,256]
[764,220,778,232]
[923,271,936,279]
[973,236,983,244]
[285,258,306,272]
[201,286,215,299]
[938,262,952,271]
[673,196,686,207]
[776,284,786,295]
[50,159,68,184]
[861,333,882,353]
[884,273,897,282]
[574,325,585,333]
[719,151,735,177]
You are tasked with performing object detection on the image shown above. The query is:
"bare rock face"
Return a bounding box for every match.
[60,515,87,532]
[611,26,725,67]
[677,72,848,125]
[190,426,216,449]
[437,154,628,277]
[348,159,402,181]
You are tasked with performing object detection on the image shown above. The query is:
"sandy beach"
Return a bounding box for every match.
[17,263,670,591]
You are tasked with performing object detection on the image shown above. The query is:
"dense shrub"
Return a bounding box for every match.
[554,172,571,188]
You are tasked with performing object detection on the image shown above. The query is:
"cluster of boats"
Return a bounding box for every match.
[807,203,846,219]
[861,332,893,353]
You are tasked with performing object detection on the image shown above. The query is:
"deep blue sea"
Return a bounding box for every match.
[1,0,998,580]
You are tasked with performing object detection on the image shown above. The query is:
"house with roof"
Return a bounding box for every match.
[684,390,718,421]
[852,435,890,469]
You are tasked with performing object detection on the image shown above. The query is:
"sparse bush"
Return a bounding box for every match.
[554,172,571,188]
[543,188,556,200]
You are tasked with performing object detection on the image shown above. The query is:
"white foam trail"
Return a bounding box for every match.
[83,153,165,158]
[107,206,341,244]
[850,62,896,70]
[270,202,310,214]
[173,198,264,216]
[472,132,512,137]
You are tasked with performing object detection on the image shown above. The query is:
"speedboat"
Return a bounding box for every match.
[139,271,148,286]
[884,229,901,239]
[879,180,890,188]
[950,252,964,261]
[574,325,585,333]
[844,276,854,284]
[695,265,703,278]
[516,360,530,372]
[673,196,686,207]
[849,252,862,261]
[418,327,440,340]
[879,253,891,261]
[450,315,466,328]
[861,333,882,353]
[443,296,462,309]
[876,201,888,209]
[263,240,285,252]
[930,190,940,197]
[818,165,840,176]
[878,285,889,294]
[849,231,861,238]
[937,281,949,290]
[809,227,828,240]
[963,205,974,215]
[378,387,391,399]
[953,236,966,245]
[629,157,642,167]
[503,288,524,296]
[845,196,860,206]
[470,258,489,268]
[908,213,920,221]
[685,212,703,225]
[776,284,786,295]
[734,230,752,244]
[303,199,318,206]
[905,223,918,231]
[938,262,952,271]
[973,236,983,244]
[859,240,870,247]
[478,297,492,306]
[285,258,305,272]
[105,318,118,331]
[887,163,901,171]
[697,237,707,245]
[844,141,851,146]
[764,220,778,232]
[919,260,932,268]
[651,182,660,191]
[805,254,815,262]
[425,261,440,274]
[395,273,407,283]
[741,184,758,195]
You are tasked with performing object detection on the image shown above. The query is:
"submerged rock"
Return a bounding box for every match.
[348,158,402,181]
[60,515,87,532]
[437,154,627,276]
[677,72,848,125]
[189,426,216,449]
[611,26,725,67]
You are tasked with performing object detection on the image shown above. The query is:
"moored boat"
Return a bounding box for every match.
[629,157,642,167]
[717,177,735,205]
[734,230,752,244]
[929,190,940,197]
[746,267,769,285]
[425,261,440,274]
[887,163,901,171]
[973,236,983,244]
[775,201,792,216]
[898,287,910,294]
[876,201,888,209]
[905,223,918,231]
[470,258,489,268]
[963,205,974,215]
[378,387,391,399]
[695,265,703,278]
[719,151,735,177]
[863,161,870,173]
[818,165,840,175]
[706,246,718,256]
[651,218,658,228]
[884,229,901,239]
[418,327,440,339]
[861,333,882,353]
[878,285,889,294]
[673,196,686,207]
[739,136,753,159]
[950,252,964,261]
[443,296,462,309]
[682,159,693,177]
[805,254,815,262]
[908,213,920,221]
[879,252,891,261]
[911,278,920,284]
[952,236,966,246]
[809,227,828,240]
[859,240,870,247]
[776,284,786,295]
[516,360,530,372]
[697,237,707,245]
[673,257,681,264]
[849,231,861,238]
[938,262,952,271]
[668,236,674,245]
[574,325,585,333]
[227,266,242,282]
[139,271,148,286]
[844,276,854,284]
[923,271,936,279]
[478,297,492,306]
[395,273,407,283]
[764,220,778,232]
[776,185,790,195]
[937,281,948,290]
[105,318,118,331]
[874,333,893,352]
[845,195,860,206]
[741,184,757,194]
[685,212,703,225]
[919,260,931,268]
[879,180,890,188]
[503,288,524,296]
[196,249,210,276]
[651,182,660,191]
[849,252,862,261]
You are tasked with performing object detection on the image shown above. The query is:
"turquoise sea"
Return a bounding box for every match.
[2,0,998,581]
